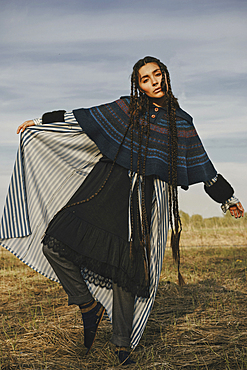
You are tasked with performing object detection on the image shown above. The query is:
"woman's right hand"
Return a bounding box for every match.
[229,202,244,218]
[17,120,35,134]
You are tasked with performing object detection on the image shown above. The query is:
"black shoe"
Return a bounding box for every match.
[80,300,105,354]
[115,347,136,366]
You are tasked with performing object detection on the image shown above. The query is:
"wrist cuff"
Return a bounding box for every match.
[204,174,234,203]
[221,196,239,213]
[33,118,42,125]
[42,110,66,124]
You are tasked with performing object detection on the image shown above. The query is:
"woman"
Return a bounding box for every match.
[3,56,244,365]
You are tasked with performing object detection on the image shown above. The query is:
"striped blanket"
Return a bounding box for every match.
[0,120,169,348]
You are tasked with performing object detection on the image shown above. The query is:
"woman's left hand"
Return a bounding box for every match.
[229,202,244,218]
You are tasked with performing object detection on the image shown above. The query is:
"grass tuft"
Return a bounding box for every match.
[1,225,247,369]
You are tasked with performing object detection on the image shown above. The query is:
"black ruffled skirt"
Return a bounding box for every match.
[43,156,153,298]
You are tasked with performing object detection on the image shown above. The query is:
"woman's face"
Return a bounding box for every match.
[138,62,165,99]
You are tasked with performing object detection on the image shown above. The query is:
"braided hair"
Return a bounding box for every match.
[62,56,184,287]
[130,56,184,286]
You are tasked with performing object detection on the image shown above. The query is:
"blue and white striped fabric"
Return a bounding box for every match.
[0,115,169,349]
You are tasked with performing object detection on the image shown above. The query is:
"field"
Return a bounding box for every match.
[1,212,247,369]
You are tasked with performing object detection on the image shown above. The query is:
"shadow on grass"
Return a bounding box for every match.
[138,278,247,369]
[1,246,247,369]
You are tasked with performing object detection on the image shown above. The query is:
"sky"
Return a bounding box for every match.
[0,0,246,218]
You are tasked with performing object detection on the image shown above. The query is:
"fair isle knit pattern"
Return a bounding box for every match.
[73,96,217,187]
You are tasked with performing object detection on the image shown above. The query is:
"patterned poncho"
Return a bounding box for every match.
[73,96,217,187]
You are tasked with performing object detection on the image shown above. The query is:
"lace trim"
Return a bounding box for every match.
[42,235,149,298]
[81,267,112,290]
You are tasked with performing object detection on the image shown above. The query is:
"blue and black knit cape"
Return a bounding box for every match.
[73,96,217,187]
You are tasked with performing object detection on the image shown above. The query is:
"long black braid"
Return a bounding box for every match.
[61,56,184,287]
[130,56,184,286]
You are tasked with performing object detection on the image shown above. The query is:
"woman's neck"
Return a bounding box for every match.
[150,96,167,108]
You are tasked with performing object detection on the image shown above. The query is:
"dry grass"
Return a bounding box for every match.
[1,227,247,369]
[178,212,247,248]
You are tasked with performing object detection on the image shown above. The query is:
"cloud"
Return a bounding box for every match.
[1,2,246,138]
[0,0,246,217]
[1,0,247,46]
